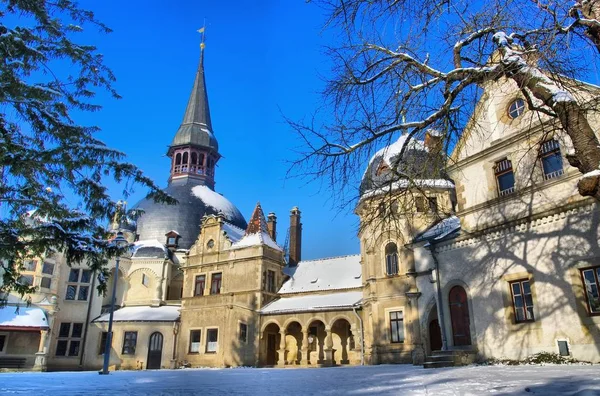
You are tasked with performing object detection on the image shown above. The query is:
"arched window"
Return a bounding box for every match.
[191,152,198,165]
[175,153,182,165]
[208,158,213,169]
[199,154,205,166]
[385,242,399,275]
[182,152,189,164]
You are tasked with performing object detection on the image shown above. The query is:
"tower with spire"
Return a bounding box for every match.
[167,39,219,189]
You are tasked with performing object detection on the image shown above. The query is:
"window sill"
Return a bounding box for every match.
[205,351,217,354]
[187,352,200,355]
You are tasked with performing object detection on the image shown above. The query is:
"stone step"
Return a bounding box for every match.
[430,350,457,356]
[423,361,455,369]
[426,355,455,363]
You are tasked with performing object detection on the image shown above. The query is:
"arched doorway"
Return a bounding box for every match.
[331,318,354,365]
[284,322,302,365]
[306,319,326,365]
[429,319,442,352]
[261,323,280,366]
[449,286,471,346]
[147,332,163,369]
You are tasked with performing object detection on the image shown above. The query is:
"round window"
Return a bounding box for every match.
[207,239,215,249]
[508,98,525,119]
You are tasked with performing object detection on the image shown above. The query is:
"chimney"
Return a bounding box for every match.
[267,212,277,242]
[424,129,443,154]
[288,207,302,267]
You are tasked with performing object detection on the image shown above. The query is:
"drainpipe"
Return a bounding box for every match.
[352,305,364,365]
[79,269,97,368]
[429,242,448,351]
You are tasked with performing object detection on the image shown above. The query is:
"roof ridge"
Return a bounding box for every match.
[298,253,361,264]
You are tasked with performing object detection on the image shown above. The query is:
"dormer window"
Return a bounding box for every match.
[165,231,180,248]
[167,237,176,245]
[508,98,525,119]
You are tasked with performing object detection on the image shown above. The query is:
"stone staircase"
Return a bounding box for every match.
[423,350,477,369]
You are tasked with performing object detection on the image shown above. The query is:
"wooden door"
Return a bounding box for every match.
[449,286,472,346]
[266,333,277,366]
[147,332,163,369]
[429,319,443,352]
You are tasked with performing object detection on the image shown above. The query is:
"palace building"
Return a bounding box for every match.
[2,43,600,371]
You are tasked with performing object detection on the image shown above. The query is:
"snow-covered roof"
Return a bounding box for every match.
[132,239,167,258]
[415,216,461,243]
[221,221,245,243]
[0,305,49,329]
[229,202,282,251]
[260,291,363,314]
[368,134,426,171]
[191,185,244,220]
[93,305,180,323]
[280,254,362,294]
[361,179,455,201]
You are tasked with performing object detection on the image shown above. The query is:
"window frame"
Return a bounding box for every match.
[99,332,109,355]
[121,331,138,355]
[65,268,92,301]
[389,311,405,343]
[55,322,83,357]
[210,273,222,295]
[266,270,276,293]
[42,262,54,275]
[189,329,201,354]
[239,322,248,343]
[539,139,564,180]
[580,266,600,316]
[205,328,219,353]
[194,274,206,296]
[494,158,516,197]
[508,98,526,119]
[384,242,399,276]
[509,279,535,323]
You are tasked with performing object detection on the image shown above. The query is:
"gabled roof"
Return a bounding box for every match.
[230,202,281,251]
[280,254,362,294]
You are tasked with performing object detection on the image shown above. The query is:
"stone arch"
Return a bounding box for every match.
[305,317,327,365]
[282,317,303,329]
[127,267,160,280]
[284,320,303,365]
[330,316,356,365]
[125,268,160,303]
[305,316,327,330]
[328,314,354,328]
[260,319,282,334]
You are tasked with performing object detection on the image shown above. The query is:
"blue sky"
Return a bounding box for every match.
[72,1,362,259]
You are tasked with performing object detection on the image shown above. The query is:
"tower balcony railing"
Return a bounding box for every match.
[173,165,214,177]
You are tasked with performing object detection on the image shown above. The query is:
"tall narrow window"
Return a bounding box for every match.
[385,243,399,276]
[189,330,201,353]
[191,152,198,165]
[175,153,182,165]
[581,266,600,314]
[495,158,515,196]
[266,270,276,293]
[206,329,218,353]
[510,280,535,322]
[539,139,564,180]
[194,275,206,296]
[182,152,189,164]
[210,273,222,295]
[389,311,404,343]
[99,332,109,355]
[239,323,248,343]
[122,331,137,355]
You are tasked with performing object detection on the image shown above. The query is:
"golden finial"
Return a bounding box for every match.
[197,19,206,51]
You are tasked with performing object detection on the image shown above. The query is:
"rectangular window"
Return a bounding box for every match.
[495,158,515,196]
[42,262,54,275]
[415,197,427,212]
[389,311,404,343]
[0,333,7,354]
[18,275,33,286]
[540,139,564,180]
[206,329,218,353]
[99,332,109,355]
[581,266,600,314]
[510,280,535,322]
[23,260,37,272]
[65,268,91,301]
[239,323,248,343]
[40,277,52,289]
[210,273,222,295]
[266,270,276,293]
[189,330,201,353]
[122,331,137,355]
[428,197,438,212]
[141,273,149,287]
[194,275,206,296]
[55,322,83,357]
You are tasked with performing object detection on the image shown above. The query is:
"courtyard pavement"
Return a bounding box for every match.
[0,364,599,395]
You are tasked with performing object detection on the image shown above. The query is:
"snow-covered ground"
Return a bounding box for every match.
[1,364,599,395]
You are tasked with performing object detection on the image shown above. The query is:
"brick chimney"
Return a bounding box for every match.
[288,207,302,267]
[267,212,277,242]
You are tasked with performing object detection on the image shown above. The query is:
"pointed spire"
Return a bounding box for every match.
[245,202,269,235]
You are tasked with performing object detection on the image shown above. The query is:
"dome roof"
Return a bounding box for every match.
[360,134,451,197]
[133,179,247,249]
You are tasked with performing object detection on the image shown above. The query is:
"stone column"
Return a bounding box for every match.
[323,326,333,366]
[33,329,49,371]
[300,328,309,366]
[277,330,286,367]
[406,291,425,365]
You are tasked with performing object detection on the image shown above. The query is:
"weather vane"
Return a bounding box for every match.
[197,19,206,51]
